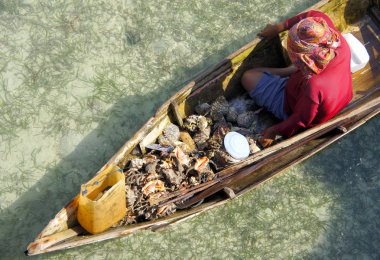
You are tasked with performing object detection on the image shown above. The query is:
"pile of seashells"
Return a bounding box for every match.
[117,94,276,225]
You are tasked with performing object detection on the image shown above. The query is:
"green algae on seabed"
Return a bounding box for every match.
[0,0,379,259]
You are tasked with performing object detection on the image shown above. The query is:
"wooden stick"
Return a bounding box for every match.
[235,104,380,197]
[217,93,380,178]
[151,98,380,207]
[164,103,380,208]
[151,96,380,205]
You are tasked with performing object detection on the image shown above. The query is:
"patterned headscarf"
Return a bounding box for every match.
[287,17,341,79]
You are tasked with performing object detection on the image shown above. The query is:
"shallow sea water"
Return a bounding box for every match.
[0,0,379,259]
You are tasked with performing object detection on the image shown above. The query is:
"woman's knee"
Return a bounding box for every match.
[241,69,264,92]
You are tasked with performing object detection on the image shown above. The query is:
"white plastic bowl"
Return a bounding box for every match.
[224,132,250,160]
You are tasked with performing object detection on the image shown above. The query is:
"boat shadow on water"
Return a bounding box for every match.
[300,116,380,257]
[0,32,257,258]
[0,90,167,258]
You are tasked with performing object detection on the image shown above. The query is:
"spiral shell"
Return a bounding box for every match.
[237,111,257,128]
[183,115,209,133]
[195,103,211,115]
[162,123,180,144]
[210,96,229,121]
[207,123,230,151]
[184,115,199,132]
[226,106,238,123]
[129,158,144,170]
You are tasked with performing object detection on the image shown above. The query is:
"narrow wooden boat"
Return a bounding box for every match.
[26,0,380,255]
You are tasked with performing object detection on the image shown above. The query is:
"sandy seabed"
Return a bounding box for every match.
[0,0,379,259]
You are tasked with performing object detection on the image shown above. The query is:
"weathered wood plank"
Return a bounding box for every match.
[139,116,171,152]
[170,101,184,127]
[27,226,84,255]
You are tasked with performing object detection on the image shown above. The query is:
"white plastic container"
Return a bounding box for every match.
[224,132,250,160]
[343,33,370,73]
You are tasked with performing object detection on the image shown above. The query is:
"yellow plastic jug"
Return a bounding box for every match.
[77,165,127,234]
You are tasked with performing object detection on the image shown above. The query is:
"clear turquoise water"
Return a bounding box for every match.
[0,0,379,259]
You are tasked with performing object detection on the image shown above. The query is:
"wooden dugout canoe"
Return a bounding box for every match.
[26,0,380,255]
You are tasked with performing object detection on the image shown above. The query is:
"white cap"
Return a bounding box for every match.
[224,132,250,160]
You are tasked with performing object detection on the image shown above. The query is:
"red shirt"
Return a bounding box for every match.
[274,10,353,137]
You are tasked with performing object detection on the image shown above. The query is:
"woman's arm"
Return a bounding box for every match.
[258,22,286,39]
[268,95,319,138]
[259,99,318,148]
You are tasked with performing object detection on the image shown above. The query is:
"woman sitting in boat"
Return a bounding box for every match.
[241,10,353,144]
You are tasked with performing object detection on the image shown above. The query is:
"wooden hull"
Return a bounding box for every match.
[26,0,380,255]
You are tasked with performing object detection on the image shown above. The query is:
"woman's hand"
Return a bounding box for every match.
[258,23,285,39]
[258,126,278,148]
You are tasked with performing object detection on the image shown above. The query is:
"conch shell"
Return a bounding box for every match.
[179,131,196,152]
[194,157,209,172]
[173,146,190,166]
[142,180,166,196]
